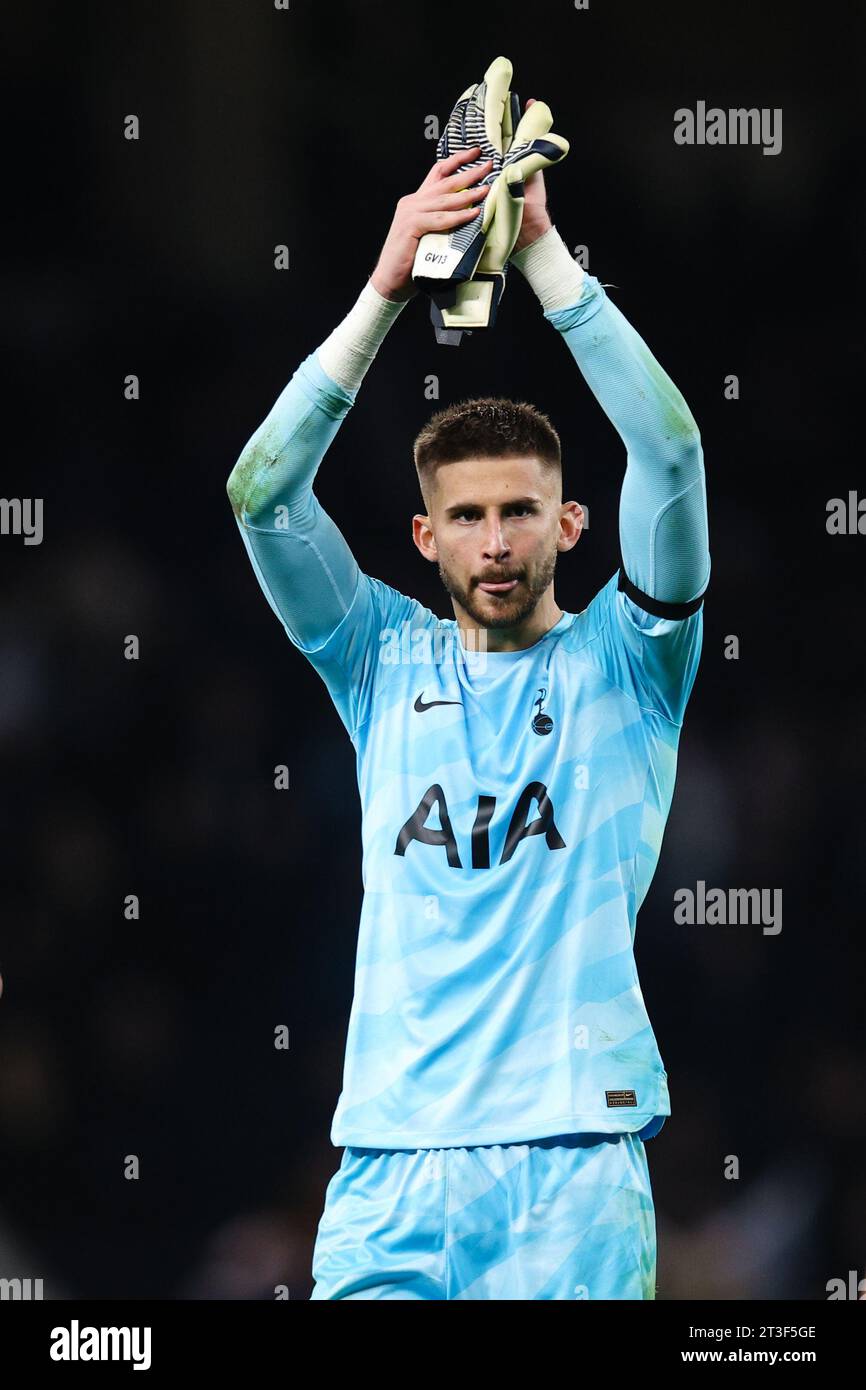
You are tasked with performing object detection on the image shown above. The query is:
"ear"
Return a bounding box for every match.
[558,500,583,551]
[412,513,438,562]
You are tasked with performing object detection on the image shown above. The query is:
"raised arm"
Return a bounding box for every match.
[508,137,709,608]
[226,293,401,653]
[226,145,493,652]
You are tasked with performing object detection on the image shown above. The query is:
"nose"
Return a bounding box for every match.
[481,520,510,560]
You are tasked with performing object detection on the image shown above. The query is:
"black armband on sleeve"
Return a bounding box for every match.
[617,566,705,619]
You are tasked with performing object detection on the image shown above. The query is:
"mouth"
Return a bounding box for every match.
[477,578,520,594]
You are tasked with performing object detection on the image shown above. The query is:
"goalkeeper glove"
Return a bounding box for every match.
[414,58,570,344]
[412,56,518,343]
[447,97,570,342]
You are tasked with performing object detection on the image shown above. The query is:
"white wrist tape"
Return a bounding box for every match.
[510,225,586,313]
[316,280,408,393]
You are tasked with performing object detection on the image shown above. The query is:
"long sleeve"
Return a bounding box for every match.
[512,228,710,607]
[226,282,406,652]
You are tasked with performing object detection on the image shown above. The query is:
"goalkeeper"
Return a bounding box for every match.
[227,83,709,1301]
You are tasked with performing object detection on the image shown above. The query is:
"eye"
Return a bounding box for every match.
[453,504,533,521]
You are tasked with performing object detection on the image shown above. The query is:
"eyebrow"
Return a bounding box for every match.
[444,496,543,517]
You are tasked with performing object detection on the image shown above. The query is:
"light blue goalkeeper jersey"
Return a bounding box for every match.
[227,272,710,1150]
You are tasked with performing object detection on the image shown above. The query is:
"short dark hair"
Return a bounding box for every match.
[413,397,561,504]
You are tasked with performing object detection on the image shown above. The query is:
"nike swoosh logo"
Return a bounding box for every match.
[414,693,462,713]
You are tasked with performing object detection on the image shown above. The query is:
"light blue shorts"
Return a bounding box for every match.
[311,1131,656,1300]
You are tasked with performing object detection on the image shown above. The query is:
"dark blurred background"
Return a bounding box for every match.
[1,0,864,1299]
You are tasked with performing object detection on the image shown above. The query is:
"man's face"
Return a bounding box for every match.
[413,454,582,630]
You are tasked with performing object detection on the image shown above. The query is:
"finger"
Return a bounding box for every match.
[438,158,494,193]
[510,100,554,146]
[419,158,493,200]
[432,145,484,179]
[479,55,513,155]
[419,144,481,187]
[421,184,490,212]
[414,206,484,234]
[505,135,569,182]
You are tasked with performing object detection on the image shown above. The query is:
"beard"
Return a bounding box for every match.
[437,543,559,630]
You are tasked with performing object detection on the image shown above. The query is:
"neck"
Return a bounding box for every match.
[454,590,563,653]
